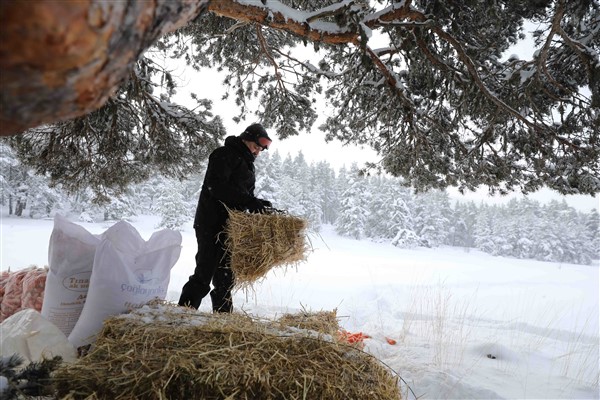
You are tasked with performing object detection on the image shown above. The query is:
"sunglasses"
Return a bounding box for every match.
[257,136,272,150]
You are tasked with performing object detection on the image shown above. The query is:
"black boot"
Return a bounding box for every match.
[178,278,210,309]
[210,288,233,313]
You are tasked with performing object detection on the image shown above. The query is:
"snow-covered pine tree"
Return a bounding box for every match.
[277,175,305,218]
[292,153,322,229]
[410,190,451,247]
[154,180,190,230]
[449,201,479,248]
[179,171,206,217]
[25,171,62,219]
[364,176,410,240]
[542,201,595,264]
[130,175,170,215]
[501,199,541,259]
[269,151,323,228]
[474,205,503,255]
[312,161,338,225]
[0,143,66,218]
[385,184,420,248]
[103,194,137,222]
[364,176,388,239]
[254,150,282,209]
[0,141,19,214]
[335,164,369,239]
[275,153,303,216]
[584,209,600,259]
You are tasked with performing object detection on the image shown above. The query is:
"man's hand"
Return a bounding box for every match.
[245,198,273,213]
[259,199,272,208]
[246,198,265,213]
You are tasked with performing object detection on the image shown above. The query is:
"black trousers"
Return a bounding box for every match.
[178,227,234,312]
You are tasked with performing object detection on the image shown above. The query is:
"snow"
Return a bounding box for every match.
[1,213,598,399]
[0,376,7,394]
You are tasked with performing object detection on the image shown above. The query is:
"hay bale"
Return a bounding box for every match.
[224,209,309,289]
[53,303,401,400]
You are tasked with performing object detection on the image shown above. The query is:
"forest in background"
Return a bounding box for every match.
[1,141,598,266]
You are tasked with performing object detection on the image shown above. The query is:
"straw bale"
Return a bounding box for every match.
[224,209,309,289]
[53,303,401,400]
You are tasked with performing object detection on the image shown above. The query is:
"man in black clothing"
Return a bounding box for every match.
[178,123,273,312]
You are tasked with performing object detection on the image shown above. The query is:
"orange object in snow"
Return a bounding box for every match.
[385,337,397,345]
[337,330,371,345]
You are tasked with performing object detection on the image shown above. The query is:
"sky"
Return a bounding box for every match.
[1,214,598,399]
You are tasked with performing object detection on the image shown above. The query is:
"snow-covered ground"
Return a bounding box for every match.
[1,213,598,399]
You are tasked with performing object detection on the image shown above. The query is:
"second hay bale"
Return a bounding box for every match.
[224,209,309,289]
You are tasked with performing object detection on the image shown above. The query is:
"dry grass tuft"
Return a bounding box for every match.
[53,302,401,400]
[277,308,340,337]
[224,209,309,290]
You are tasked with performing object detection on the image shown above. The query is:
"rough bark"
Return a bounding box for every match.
[0,0,208,135]
[0,0,416,136]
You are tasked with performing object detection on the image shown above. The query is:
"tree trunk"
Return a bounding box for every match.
[15,198,26,217]
[0,0,208,135]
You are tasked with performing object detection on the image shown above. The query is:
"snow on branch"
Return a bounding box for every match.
[208,0,358,45]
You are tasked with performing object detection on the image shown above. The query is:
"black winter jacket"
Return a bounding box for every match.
[193,136,258,233]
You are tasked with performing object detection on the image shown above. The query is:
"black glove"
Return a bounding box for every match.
[259,199,272,208]
[246,198,266,213]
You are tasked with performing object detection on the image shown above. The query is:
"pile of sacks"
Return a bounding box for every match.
[1,266,47,321]
[1,215,182,365]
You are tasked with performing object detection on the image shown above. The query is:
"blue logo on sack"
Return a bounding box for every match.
[134,268,154,284]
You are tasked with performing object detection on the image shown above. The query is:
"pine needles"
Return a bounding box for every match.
[0,353,62,399]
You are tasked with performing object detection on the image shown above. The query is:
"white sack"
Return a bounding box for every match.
[0,308,77,365]
[68,221,181,348]
[41,215,102,337]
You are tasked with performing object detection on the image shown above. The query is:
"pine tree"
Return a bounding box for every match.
[25,171,62,219]
[4,1,597,197]
[549,203,595,265]
[103,194,137,222]
[155,180,191,230]
[387,184,419,248]
[450,201,479,248]
[254,151,281,207]
[364,176,389,239]
[335,164,369,239]
[365,176,412,241]
[584,209,600,258]
[130,175,172,215]
[413,190,452,247]
[503,198,542,259]
[0,142,66,218]
[474,204,503,255]
[312,161,338,224]
[293,153,323,229]
[0,141,19,214]
[277,175,305,217]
